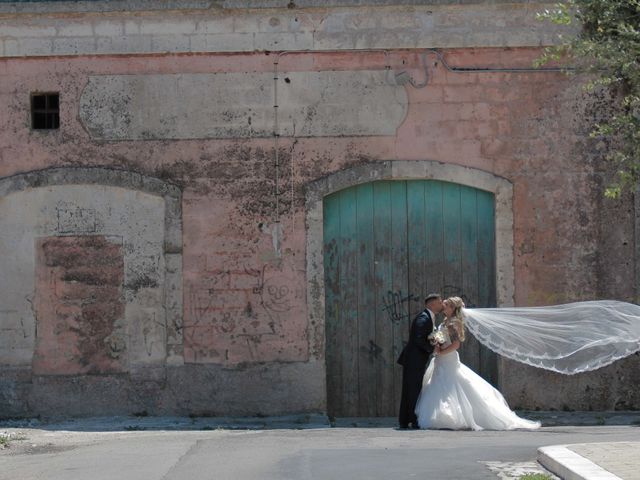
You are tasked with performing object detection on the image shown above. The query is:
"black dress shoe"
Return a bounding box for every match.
[398,424,409,430]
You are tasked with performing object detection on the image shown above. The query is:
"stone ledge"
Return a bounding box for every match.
[0,1,541,15]
[0,3,573,56]
[0,0,216,14]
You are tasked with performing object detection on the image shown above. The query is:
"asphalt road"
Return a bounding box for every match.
[1,425,638,479]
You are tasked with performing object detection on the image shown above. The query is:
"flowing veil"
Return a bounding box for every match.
[463,300,640,374]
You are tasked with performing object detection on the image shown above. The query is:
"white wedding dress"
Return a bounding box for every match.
[415,321,541,431]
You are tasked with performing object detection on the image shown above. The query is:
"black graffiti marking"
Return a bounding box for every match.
[359,340,395,366]
[367,339,383,360]
[382,290,415,324]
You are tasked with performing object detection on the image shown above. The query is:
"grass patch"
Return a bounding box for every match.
[518,474,553,480]
[0,432,27,449]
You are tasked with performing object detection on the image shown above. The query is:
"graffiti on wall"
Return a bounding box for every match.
[382,286,478,326]
[382,290,416,324]
[184,261,307,364]
[56,202,100,234]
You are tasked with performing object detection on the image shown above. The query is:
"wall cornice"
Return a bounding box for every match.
[0,2,574,57]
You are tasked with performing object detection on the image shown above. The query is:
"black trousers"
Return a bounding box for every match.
[398,366,426,427]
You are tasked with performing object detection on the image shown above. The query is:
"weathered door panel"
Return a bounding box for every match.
[324,180,496,417]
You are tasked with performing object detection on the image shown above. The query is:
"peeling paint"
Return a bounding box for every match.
[0,40,638,416]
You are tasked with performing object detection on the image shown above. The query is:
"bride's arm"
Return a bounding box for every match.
[435,339,460,356]
[436,321,462,355]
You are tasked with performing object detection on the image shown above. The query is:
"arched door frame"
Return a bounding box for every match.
[304,160,514,368]
[0,166,184,365]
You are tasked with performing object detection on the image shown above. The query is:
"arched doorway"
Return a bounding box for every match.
[305,160,514,417]
[0,167,184,373]
[323,179,498,417]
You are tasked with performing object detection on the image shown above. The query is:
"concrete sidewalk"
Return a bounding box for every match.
[335,412,640,480]
[539,442,640,480]
[2,412,639,479]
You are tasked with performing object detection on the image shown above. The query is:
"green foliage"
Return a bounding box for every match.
[537,0,640,197]
[0,432,26,448]
[518,474,553,480]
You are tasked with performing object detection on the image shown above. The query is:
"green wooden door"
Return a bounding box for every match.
[323,180,497,418]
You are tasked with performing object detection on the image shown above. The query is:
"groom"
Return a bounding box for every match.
[397,293,443,429]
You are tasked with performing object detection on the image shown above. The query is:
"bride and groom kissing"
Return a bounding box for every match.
[397,293,540,431]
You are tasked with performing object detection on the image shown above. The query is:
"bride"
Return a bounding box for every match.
[415,297,541,430]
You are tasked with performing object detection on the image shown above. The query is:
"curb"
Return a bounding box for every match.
[0,414,332,431]
[538,445,623,480]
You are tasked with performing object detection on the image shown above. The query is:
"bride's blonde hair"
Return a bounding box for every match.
[445,296,466,342]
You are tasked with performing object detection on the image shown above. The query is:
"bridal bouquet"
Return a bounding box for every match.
[428,329,446,346]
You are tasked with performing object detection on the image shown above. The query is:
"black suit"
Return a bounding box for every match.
[397,309,434,428]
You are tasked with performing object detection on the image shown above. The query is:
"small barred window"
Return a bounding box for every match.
[31,93,60,130]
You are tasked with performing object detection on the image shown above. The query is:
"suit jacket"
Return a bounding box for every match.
[397,309,434,369]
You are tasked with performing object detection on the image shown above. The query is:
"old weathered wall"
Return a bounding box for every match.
[0,184,167,369]
[0,1,637,417]
[499,86,640,411]
[0,1,567,56]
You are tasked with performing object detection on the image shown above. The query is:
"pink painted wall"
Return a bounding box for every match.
[1,47,636,414]
[0,48,613,307]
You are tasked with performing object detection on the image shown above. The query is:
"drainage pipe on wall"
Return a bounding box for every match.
[271,48,392,255]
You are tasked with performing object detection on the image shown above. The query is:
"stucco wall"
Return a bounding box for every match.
[0,2,637,417]
[0,184,167,368]
[0,2,569,56]
[78,71,408,139]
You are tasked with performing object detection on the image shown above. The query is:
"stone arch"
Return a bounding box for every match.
[304,160,514,363]
[0,167,183,370]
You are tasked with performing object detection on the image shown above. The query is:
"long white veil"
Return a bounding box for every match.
[463,300,640,374]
